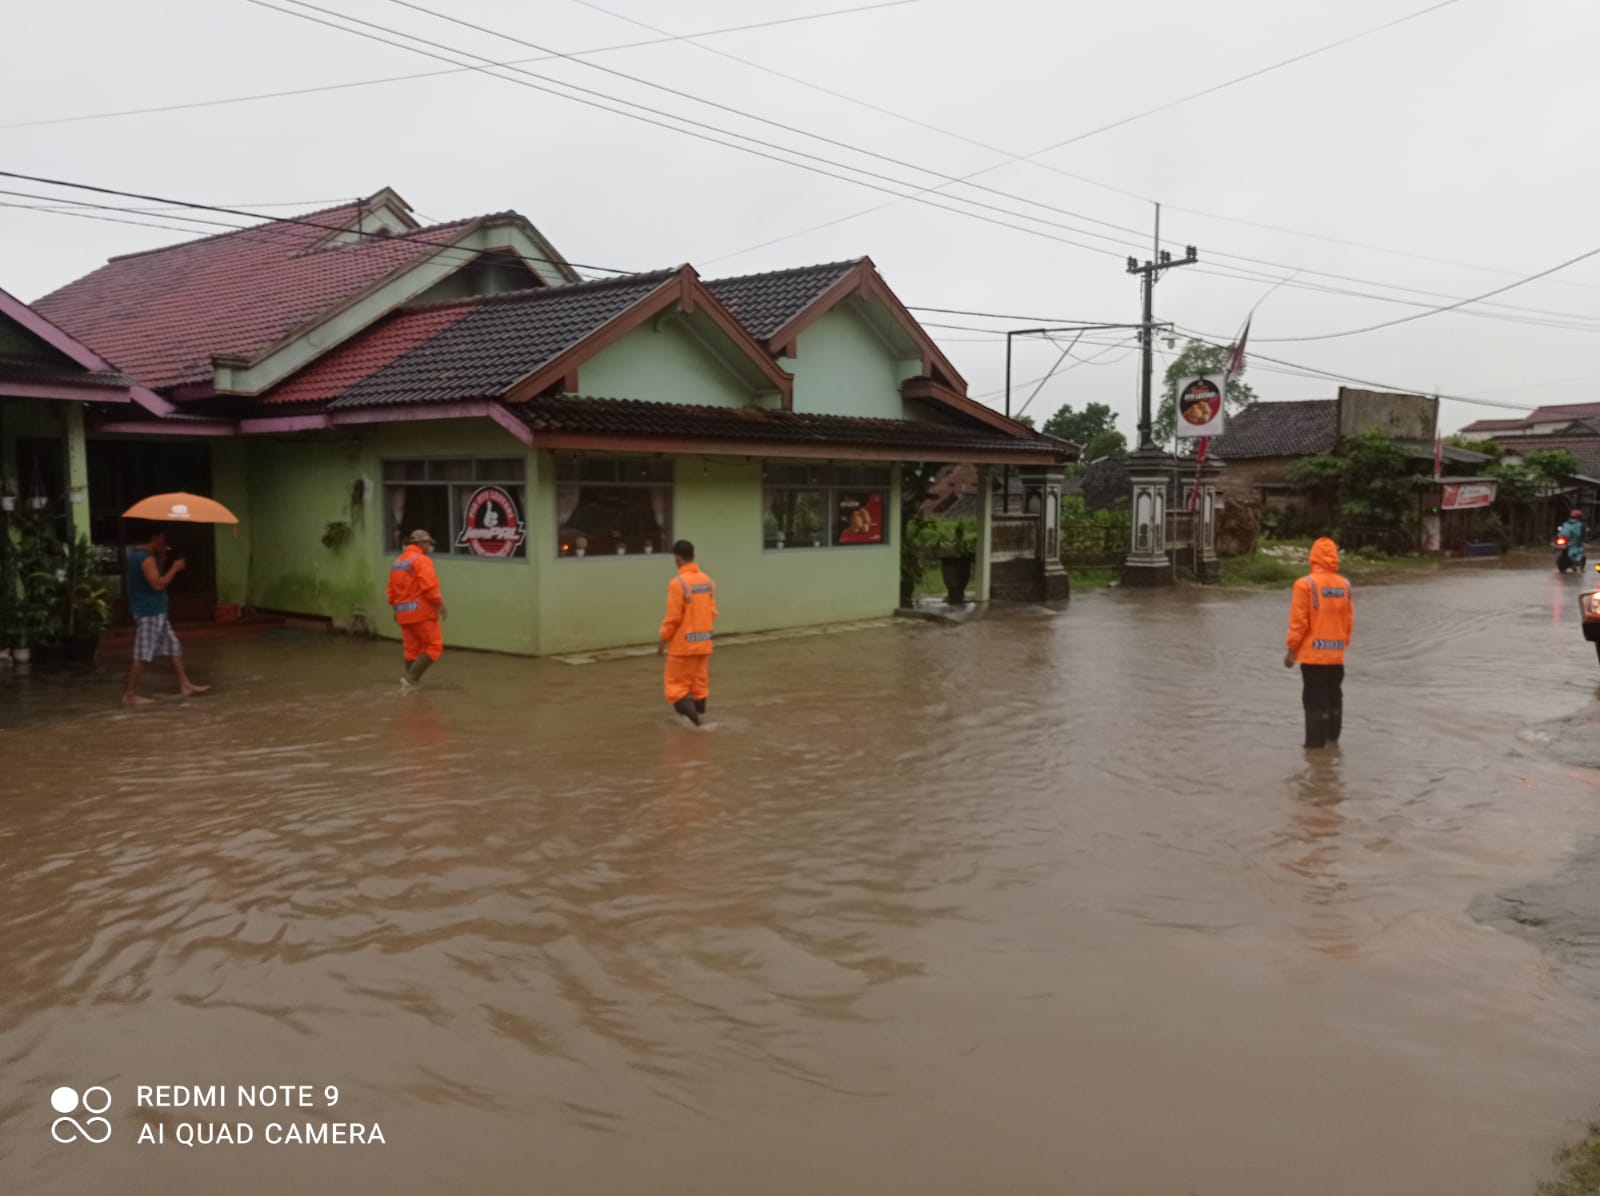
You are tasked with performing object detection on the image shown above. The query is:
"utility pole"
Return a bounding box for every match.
[1126,205,1197,449]
[1121,204,1197,588]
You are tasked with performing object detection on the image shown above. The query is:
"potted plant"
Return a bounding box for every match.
[938,521,977,606]
[60,534,111,663]
[900,518,931,607]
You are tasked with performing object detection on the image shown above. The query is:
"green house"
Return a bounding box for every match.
[17,189,1069,655]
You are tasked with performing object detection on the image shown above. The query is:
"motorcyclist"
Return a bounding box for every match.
[1559,509,1587,566]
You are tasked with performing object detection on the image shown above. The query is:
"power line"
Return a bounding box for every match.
[702,0,1469,263]
[0,1,920,131]
[1246,242,1600,343]
[0,169,636,280]
[0,200,249,239]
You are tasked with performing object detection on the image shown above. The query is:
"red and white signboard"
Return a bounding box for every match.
[1175,375,1226,439]
[1440,481,1497,511]
[456,486,526,557]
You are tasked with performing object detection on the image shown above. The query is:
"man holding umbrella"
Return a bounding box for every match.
[122,523,210,706]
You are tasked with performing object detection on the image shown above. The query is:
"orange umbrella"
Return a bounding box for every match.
[121,492,239,524]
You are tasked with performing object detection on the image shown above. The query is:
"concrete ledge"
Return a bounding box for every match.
[553,618,899,665]
[895,600,989,625]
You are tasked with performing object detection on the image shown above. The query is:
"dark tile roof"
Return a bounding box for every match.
[1492,434,1600,477]
[705,259,861,340]
[265,271,679,409]
[513,395,1069,458]
[1212,399,1338,459]
[33,199,485,390]
[0,355,133,388]
[1458,417,1530,435]
[1529,402,1600,424]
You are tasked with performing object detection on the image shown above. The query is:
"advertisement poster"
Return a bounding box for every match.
[1175,375,1227,439]
[1440,481,1496,511]
[836,491,884,544]
[456,485,527,557]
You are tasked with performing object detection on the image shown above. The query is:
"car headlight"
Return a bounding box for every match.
[1583,592,1600,618]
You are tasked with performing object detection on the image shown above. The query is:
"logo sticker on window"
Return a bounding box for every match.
[457,486,526,558]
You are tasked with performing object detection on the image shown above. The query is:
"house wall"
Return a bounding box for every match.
[1337,389,1437,441]
[578,319,756,408]
[1218,457,1293,502]
[531,453,900,656]
[789,307,922,420]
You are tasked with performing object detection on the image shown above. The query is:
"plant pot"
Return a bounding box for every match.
[63,635,99,664]
[939,552,974,606]
[31,641,67,666]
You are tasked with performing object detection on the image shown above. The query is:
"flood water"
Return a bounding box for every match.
[4,562,1600,1194]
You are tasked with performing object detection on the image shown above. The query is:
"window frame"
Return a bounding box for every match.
[553,454,675,562]
[381,455,530,563]
[762,463,893,552]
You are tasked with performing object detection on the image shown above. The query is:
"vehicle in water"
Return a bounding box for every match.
[1556,510,1587,573]
[1581,563,1600,664]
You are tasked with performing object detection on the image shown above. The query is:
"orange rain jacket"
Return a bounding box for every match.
[661,563,717,655]
[1287,537,1353,665]
[387,544,443,626]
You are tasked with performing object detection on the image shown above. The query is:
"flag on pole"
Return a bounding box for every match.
[1433,435,1443,480]
[1227,316,1251,377]
[1189,437,1210,511]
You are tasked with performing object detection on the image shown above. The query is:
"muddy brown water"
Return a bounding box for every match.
[4,562,1600,1195]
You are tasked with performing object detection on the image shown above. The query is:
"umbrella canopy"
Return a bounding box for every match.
[122,492,239,524]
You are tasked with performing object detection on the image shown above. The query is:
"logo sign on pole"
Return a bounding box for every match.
[456,486,526,557]
[1176,375,1226,438]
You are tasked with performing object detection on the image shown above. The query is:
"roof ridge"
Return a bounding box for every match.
[103,198,370,263]
[705,257,865,285]
[398,268,677,314]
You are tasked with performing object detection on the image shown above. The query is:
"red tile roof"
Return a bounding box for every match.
[263,303,474,405]
[33,200,480,391]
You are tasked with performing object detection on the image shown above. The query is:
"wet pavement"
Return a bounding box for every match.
[4,560,1600,1194]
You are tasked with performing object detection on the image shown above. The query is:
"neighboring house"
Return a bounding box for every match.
[1212,387,1489,512]
[0,287,191,613]
[1460,403,1600,480]
[28,189,1070,655]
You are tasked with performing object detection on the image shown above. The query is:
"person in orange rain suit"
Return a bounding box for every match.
[1284,536,1354,750]
[658,538,717,726]
[388,529,448,690]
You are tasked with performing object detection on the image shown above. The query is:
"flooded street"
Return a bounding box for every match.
[5,562,1600,1194]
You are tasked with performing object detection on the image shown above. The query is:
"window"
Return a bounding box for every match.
[383,458,528,559]
[555,456,672,558]
[764,464,890,549]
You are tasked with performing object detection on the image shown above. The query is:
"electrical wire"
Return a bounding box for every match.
[702,0,1469,263]
[0,0,922,131]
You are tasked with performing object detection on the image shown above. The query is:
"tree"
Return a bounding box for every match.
[1155,340,1256,445]
[1013,414,1037,430]
[1042,401,1117,446]
[1081,429,1128,461]
[1288,427,1415,533]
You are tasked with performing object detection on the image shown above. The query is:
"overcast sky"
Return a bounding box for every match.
[2,0,1595,434]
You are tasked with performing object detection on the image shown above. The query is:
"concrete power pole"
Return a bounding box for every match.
[1121,204,1196,588]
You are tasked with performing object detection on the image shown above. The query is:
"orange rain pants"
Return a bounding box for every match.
[401,620,444,662]
[663,654,710,703]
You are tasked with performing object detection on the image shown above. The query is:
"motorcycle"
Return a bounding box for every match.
[1581,564,1600,664]
[1555,530,1587,573]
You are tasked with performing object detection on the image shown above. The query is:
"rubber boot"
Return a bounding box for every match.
[1303,705,1328,750]
[694,698,707,717]
[1327,702,1342,744]
[673,696,701,726]
[406,655,435,686]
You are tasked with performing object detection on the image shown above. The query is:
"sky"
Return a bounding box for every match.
[1,0,1596,435]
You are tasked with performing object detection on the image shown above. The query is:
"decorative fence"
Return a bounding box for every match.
[990,513,1039,560]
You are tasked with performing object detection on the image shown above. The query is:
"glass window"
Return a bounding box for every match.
[555,456,672,558]
[764,489,828,548]
[763,464,889,550]
[383,458,528,559]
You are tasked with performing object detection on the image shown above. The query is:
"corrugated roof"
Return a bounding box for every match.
[1212,400,1338,458]
[705,259,861,341]
[33,200,484,390]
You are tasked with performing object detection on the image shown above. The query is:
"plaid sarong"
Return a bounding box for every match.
[133,615,183,662]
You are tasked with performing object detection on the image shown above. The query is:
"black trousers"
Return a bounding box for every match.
[1300,664,1345,748]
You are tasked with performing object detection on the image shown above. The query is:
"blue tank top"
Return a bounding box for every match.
[127,548,168,618]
